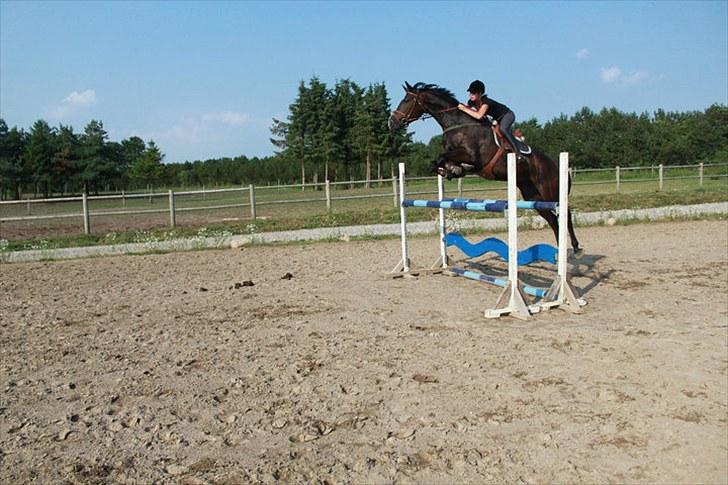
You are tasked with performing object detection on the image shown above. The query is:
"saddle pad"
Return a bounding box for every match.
[492,126,533,155]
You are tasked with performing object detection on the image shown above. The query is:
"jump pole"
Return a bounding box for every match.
[482,153,531,320]
[434,172,448,269]
[542,152,584,313]
[391,162,411,273]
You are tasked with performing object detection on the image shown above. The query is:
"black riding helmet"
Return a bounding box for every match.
[467,80,485,94]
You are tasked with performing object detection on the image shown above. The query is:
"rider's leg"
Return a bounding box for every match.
[499,111,521,156]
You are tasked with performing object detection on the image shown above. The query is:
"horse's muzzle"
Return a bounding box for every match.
[388,115,403,133]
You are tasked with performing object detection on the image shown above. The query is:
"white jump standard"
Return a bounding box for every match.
[393,152,585,320]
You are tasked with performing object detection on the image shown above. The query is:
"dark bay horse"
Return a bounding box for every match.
[388,82,581,253]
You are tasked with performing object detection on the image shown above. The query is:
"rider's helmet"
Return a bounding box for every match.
[467,80,485,94]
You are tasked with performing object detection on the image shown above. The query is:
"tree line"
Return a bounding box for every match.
[0,119,164,200]
[270,77,411,185]
[1,76,725,200]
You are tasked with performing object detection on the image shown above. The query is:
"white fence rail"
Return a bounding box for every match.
[1,162,726,236]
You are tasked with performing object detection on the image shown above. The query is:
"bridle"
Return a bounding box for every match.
[392,90,458,125]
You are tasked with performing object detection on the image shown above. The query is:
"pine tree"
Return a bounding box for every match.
[77,120,109,193]
[54,125,79,195]
[25,120,57,197]
[129,140,164,188]
[0,120,28,200]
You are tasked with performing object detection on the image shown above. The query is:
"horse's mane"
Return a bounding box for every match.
[412,83,459,105]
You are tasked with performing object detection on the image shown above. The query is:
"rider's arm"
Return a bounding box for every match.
[458,103,489,120]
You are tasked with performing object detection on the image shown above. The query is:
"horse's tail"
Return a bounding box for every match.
[526,148,564,201]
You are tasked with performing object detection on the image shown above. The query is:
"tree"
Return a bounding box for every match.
[129,140,164,188]
[330,79,362,181]
[367,84,393,181]
[77,120,109,193]
[0,119,28,199]
[53,125,79,195]
[351,84,391,185]
[25,120,56,197]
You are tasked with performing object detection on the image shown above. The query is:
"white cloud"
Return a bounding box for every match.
[65,90,97,107]
[47,89,97,118]
[576,48,590,60]
[143,111,252,148]
[600,66,650,86]
[202,111,249,126]
[621,70,649,86]
[600,66,622,84]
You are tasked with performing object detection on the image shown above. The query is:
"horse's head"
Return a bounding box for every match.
[389,82,460,133]
[388,82,428,132]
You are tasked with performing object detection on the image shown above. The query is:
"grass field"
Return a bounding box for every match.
[1,164,726,252]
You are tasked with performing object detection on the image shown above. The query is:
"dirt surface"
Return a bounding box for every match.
[1,220,727,484]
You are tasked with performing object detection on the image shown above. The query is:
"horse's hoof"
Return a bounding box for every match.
[572,247,584,259]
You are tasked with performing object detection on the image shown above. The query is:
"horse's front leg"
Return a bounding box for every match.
[431,151,466,180]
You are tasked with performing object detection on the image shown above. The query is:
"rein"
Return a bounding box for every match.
[393,90,459,124]
[442,122,484,133]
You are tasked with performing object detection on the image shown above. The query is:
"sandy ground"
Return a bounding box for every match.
[1,220,726,484]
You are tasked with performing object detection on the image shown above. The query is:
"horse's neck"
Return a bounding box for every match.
[433,110,478,130]
[426,100,477,130]
[426,97,498,155]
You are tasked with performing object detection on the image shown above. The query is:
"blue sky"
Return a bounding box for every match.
[1,0,726,163]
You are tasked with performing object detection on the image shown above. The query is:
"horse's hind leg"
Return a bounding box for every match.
[518,182,561,247]
[535,208,560,246]
[535,208,582,254]
[567,208,582,255]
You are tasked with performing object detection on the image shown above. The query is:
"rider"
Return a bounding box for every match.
[457,80,522,157]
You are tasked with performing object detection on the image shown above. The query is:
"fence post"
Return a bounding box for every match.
[26,196,31,216]
[325,180,331,212]
[457,178,463,198]
[82,192,90,235]
[616,166,621,193]
[249,184,256,220]
[392,175,398,208]
[658,164,664,191]
[121,190,126,207]
[699,162,704,187]
[168,190,176,228]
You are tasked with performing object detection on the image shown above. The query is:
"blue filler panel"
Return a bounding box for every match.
[444,233,558,266]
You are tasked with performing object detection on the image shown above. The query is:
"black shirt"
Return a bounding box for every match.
[468,95,511,120]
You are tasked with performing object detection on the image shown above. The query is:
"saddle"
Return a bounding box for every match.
[434,121,533,180]
[478,121,533,178]
[492,122,532,155]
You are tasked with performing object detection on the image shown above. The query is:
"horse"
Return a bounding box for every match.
[388,82,581,253]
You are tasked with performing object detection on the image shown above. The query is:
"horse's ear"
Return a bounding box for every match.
[404,81,412,90]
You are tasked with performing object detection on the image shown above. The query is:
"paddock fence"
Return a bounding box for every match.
[1,161,726,239]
